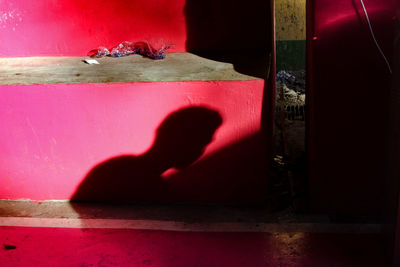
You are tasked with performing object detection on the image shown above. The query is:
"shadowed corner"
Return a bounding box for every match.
[184,0,272,79]
[183,0,274,200]
[70,106,223,204]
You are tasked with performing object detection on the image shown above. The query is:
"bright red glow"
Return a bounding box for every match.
[314,1,392,33]
[0,0,270,57]
[0,0,187,56]
[0,80,267,203]
[0,1,271,203]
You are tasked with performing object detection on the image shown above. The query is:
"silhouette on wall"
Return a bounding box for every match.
[71,106,222,203]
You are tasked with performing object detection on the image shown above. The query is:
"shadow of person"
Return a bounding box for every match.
[71,106,222,203]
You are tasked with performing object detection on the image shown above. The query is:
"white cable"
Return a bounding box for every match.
[360,0,392,74]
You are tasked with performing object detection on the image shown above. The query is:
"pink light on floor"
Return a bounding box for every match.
[0,226,388,266]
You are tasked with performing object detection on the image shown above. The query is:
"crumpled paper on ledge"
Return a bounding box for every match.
[88,40,173,60]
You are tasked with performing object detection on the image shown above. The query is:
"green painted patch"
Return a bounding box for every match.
[276,40,306,71]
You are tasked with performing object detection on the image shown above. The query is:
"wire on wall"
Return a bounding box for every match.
[360,0,392,74]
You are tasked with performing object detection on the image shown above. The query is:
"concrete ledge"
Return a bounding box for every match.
[0,53,263,85]
[0,200,318,222]
[0,200,382,233]
[0,217,381,233]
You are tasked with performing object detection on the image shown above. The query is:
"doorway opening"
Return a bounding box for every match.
[270,0,308,212]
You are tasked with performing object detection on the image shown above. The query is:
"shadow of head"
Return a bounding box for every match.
[152,106,223,169]
[71,106,222,203]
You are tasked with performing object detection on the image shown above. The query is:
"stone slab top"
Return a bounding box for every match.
[0,53,265,85]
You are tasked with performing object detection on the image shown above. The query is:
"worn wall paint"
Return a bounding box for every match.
[0,80,268,203]
[275,0,306,70]
[276,0,306,41]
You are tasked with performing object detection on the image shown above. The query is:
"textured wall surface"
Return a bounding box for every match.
[275,0,306,70]
[0,80,268,203]
[0,0,270,56]
[0,0,186,55]
[276,0,306,41]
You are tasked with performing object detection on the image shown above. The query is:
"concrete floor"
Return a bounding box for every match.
[0,200,390,266]
[1,226,388,266]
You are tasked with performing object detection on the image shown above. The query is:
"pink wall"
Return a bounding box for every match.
[0,0,270,56]
[0,80,268,203]
[307,0,396,214]
[0,0,186,55]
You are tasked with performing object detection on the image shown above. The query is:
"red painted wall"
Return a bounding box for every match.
[0,0,270,56]
[0,0,186,55]
[308,0,396,214]
[0,81,268,203]
[0,1,272,203]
